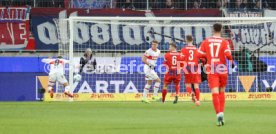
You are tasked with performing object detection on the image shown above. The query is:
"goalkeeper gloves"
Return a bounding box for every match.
[232,63,235,69]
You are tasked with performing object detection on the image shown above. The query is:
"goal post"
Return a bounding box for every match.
[48,16,276,101]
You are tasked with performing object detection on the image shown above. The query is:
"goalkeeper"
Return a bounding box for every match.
[79,48,97,73]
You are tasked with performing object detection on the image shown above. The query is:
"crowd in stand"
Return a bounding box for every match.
[0,0,275,10]
[116,0,276,10]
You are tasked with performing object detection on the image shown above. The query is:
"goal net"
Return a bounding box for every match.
[51,17,276,101]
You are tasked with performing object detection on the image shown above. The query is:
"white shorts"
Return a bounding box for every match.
[144,66,159,81]
[48,73,68,86]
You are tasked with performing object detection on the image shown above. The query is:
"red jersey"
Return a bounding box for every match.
[181,45,200,66]
[164,51,183,71]
[163,51,182,85]
[198,36,233,65]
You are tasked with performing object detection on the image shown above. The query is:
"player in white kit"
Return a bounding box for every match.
[42,56,73,99]
[141,40,161,103]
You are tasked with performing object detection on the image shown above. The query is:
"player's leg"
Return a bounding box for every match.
[152,77,161,101]
[211,87,223,126]
[48,74,56,98]
[48,81,55,98]
[58,74,73,98]
[162,84,168,103]
[185,83,195,102]
[219,87,226,125]
[63,82,73,98]
[185,74,193,94]
[150,69,161,101]
[208,74,223,126]
[218,74,228,125]
[142,80,152,103]
[162,74,171,103]
[173,80,180,104]
[185,83,192,94]
[194,83,200,106]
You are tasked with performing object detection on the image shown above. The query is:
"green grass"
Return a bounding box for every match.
[0,101,276,134]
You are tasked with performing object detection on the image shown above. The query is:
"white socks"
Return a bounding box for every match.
[143,82,161,99]
[217,112,224,117]
[48,87,52,92]
[64,86,70,92]
[153,82,160,97]
[143,84,151,99]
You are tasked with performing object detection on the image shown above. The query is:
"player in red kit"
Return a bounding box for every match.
[198,23,234,126]
[162,42,183,104]
[181,35,201,106]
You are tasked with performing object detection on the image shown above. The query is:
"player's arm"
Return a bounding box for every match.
[180,48,186,61]
[142,50,153,68]
[224,41,235,68]
[92,59,97,71]
[79,57,88,73]
[41,58,52,63]
[62,59,70,64]
[163,53,169,66]
[197,41,207,58]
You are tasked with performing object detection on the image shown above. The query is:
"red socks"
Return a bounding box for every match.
[175,85,180,96]
[219,92,225,113]
[212,93,220,114]
[186,87,192,94]
[162,90,167,102]
[195,88,200,101]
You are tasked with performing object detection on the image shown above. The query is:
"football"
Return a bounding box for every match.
[73,74,82,82]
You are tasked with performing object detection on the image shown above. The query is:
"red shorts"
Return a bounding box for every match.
[164,73,181,85]
[208,74,228,89]
[184,74,201,84]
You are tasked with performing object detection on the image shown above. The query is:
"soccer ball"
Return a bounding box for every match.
[74,74,82,82]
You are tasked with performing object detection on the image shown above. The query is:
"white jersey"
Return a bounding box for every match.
[143,48,161,67]
[42,58,69,75]
[143,48,160,80]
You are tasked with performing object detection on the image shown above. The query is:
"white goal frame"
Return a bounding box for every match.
[68,16,276,92]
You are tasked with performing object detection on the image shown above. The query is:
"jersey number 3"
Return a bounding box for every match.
[188,50,194,60]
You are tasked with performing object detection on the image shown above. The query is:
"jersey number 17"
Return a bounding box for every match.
[209,43,221,57]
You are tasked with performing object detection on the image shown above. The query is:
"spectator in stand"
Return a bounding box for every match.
[1,0,33,7]
[157,0,167,9]
[117,0,135,9]
[216,0,229,8]
[133,0,147,9]
[254,0,270,9]
[166,0,174,9]
[240,0,254,9]
[254,0,261,9]
[174,0,186,9]
[235,0,246,9]
[267,0,276,9]
[36,0,64,8]
[193,0,201,9]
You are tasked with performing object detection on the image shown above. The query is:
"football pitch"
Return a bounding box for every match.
[0,101,276,134]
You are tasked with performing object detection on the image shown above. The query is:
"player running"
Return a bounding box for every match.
[42,56,73,99]
[161,42,183,104]
[198,23,234,126]
[181,35,201,106]
[141,40,161,103]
